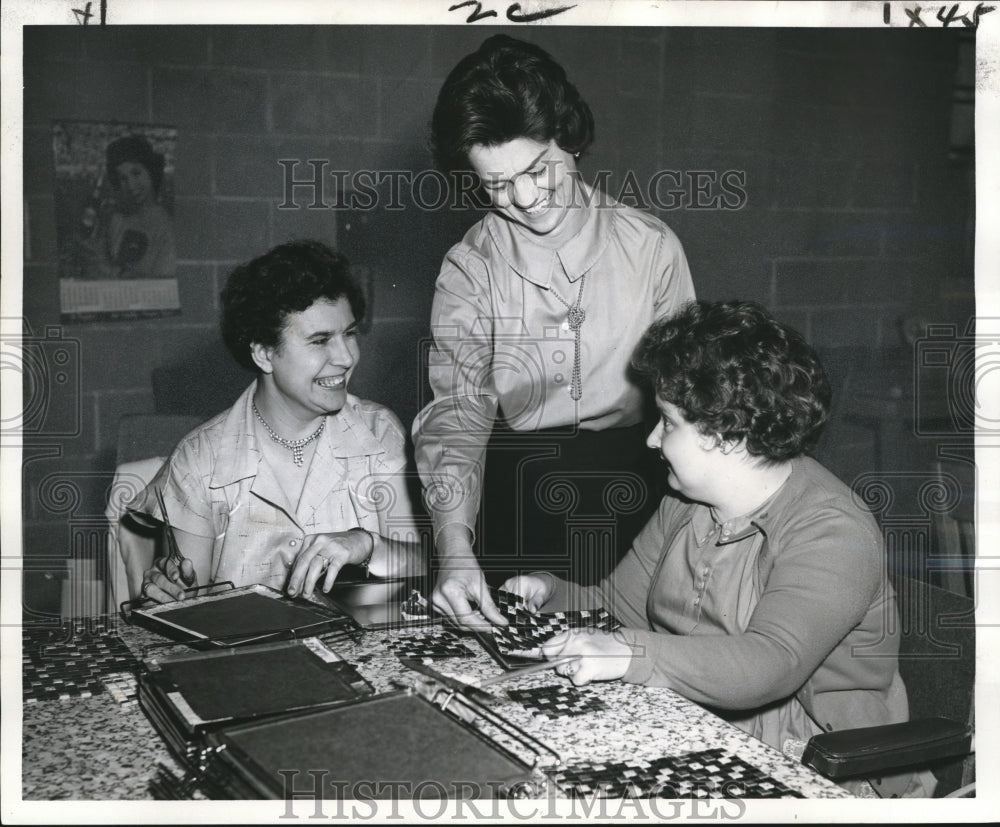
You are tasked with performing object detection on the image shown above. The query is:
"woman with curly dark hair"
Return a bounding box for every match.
[125,240,424,603]
[502,300,934,798]
[103,134,176,278]
[414,35,695,630]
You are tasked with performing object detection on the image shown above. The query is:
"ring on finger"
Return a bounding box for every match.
[141,580,152,598]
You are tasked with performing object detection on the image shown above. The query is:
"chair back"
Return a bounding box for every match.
[893,575,976,796]
[930,456,975,597]
[107,413,202,605]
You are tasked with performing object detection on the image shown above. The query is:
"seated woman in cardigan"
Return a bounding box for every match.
[124,240,425,603]
[502,299,935,798]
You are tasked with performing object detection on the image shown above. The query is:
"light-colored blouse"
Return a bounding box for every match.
[413,188,695,539]
[129,383,418,591]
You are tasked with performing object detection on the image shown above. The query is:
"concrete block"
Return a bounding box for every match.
[94,388,157,455]
[210,25,355,72]
[688,92,770,153]
[272,74,375,137]
[172,132,214,198]
[362,26,432,77]
[776,259,906,307]
[270,206,339,251]
[769,157,855,210]
[152,67,268,133]
[176,263,220,324]
[24,58,149,125]
[685,30,777,96]
[82,25,208,66]
[173,197,271,260]
[23,26,87,62]
[810,305,899,350]
[378,77,440,145]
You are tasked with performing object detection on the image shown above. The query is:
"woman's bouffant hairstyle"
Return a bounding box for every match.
[221,240,365,372]
[430,34,595,173]
[106,135,166,195]
[633,300,831,462]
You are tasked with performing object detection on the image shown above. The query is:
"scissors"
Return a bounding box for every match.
[154,487,192,583]
[399,654,582,709]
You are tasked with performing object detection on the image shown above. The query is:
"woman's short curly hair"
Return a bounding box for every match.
[106,134,166,196]
[220,240,365,372]
[633,300,831,462]
[430,34,595,174]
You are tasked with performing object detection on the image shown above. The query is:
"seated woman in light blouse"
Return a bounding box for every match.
[503,300,935,798]
[125,240,425,603]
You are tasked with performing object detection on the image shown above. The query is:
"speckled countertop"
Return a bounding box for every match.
[20,621,851,800]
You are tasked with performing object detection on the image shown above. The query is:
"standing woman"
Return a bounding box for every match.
[414,35,695,630]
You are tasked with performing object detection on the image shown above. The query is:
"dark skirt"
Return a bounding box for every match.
[474,422,663,586]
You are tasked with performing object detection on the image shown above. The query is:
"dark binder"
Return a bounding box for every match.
[138,636,372,762]
[124,583,352,647]
[196,690,555,800]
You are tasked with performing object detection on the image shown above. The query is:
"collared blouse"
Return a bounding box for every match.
[129,383,418,591]
[413,187,695,537]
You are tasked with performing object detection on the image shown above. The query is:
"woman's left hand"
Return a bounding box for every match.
[540,629,634,686]
[286,530,372,598]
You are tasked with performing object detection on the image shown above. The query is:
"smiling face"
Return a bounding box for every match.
[115,161,154,208]
[468,138,584,240]
[646,400,722,504]
[251,297,359,424]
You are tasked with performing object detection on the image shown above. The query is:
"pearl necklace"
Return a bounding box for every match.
[252,402,325,466]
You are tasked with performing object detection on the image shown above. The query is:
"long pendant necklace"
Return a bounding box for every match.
[549,274,586,401]
[252,402,325,466]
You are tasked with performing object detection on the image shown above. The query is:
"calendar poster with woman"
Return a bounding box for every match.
[52,120,179,321]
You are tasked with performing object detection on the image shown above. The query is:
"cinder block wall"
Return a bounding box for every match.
[20,25,973,616]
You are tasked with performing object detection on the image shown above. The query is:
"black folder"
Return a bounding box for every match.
[138,636,372,761]
[199,690,551,800]
[127,584,351,646]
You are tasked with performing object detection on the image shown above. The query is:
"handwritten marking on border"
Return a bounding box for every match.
[449,1,576,23]
[71,0,107,25]
[885,1,995,28]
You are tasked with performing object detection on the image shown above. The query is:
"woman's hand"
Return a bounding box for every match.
[499,574,554,613]
[540,629,634,687]
[432,566,507,632]
[140,555,198,604]
[430,525,506,631]
[286,530,373,598]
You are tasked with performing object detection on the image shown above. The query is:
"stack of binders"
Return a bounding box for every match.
[131,583,559,800]
[138,636,374,769]
[140,644,557,800]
